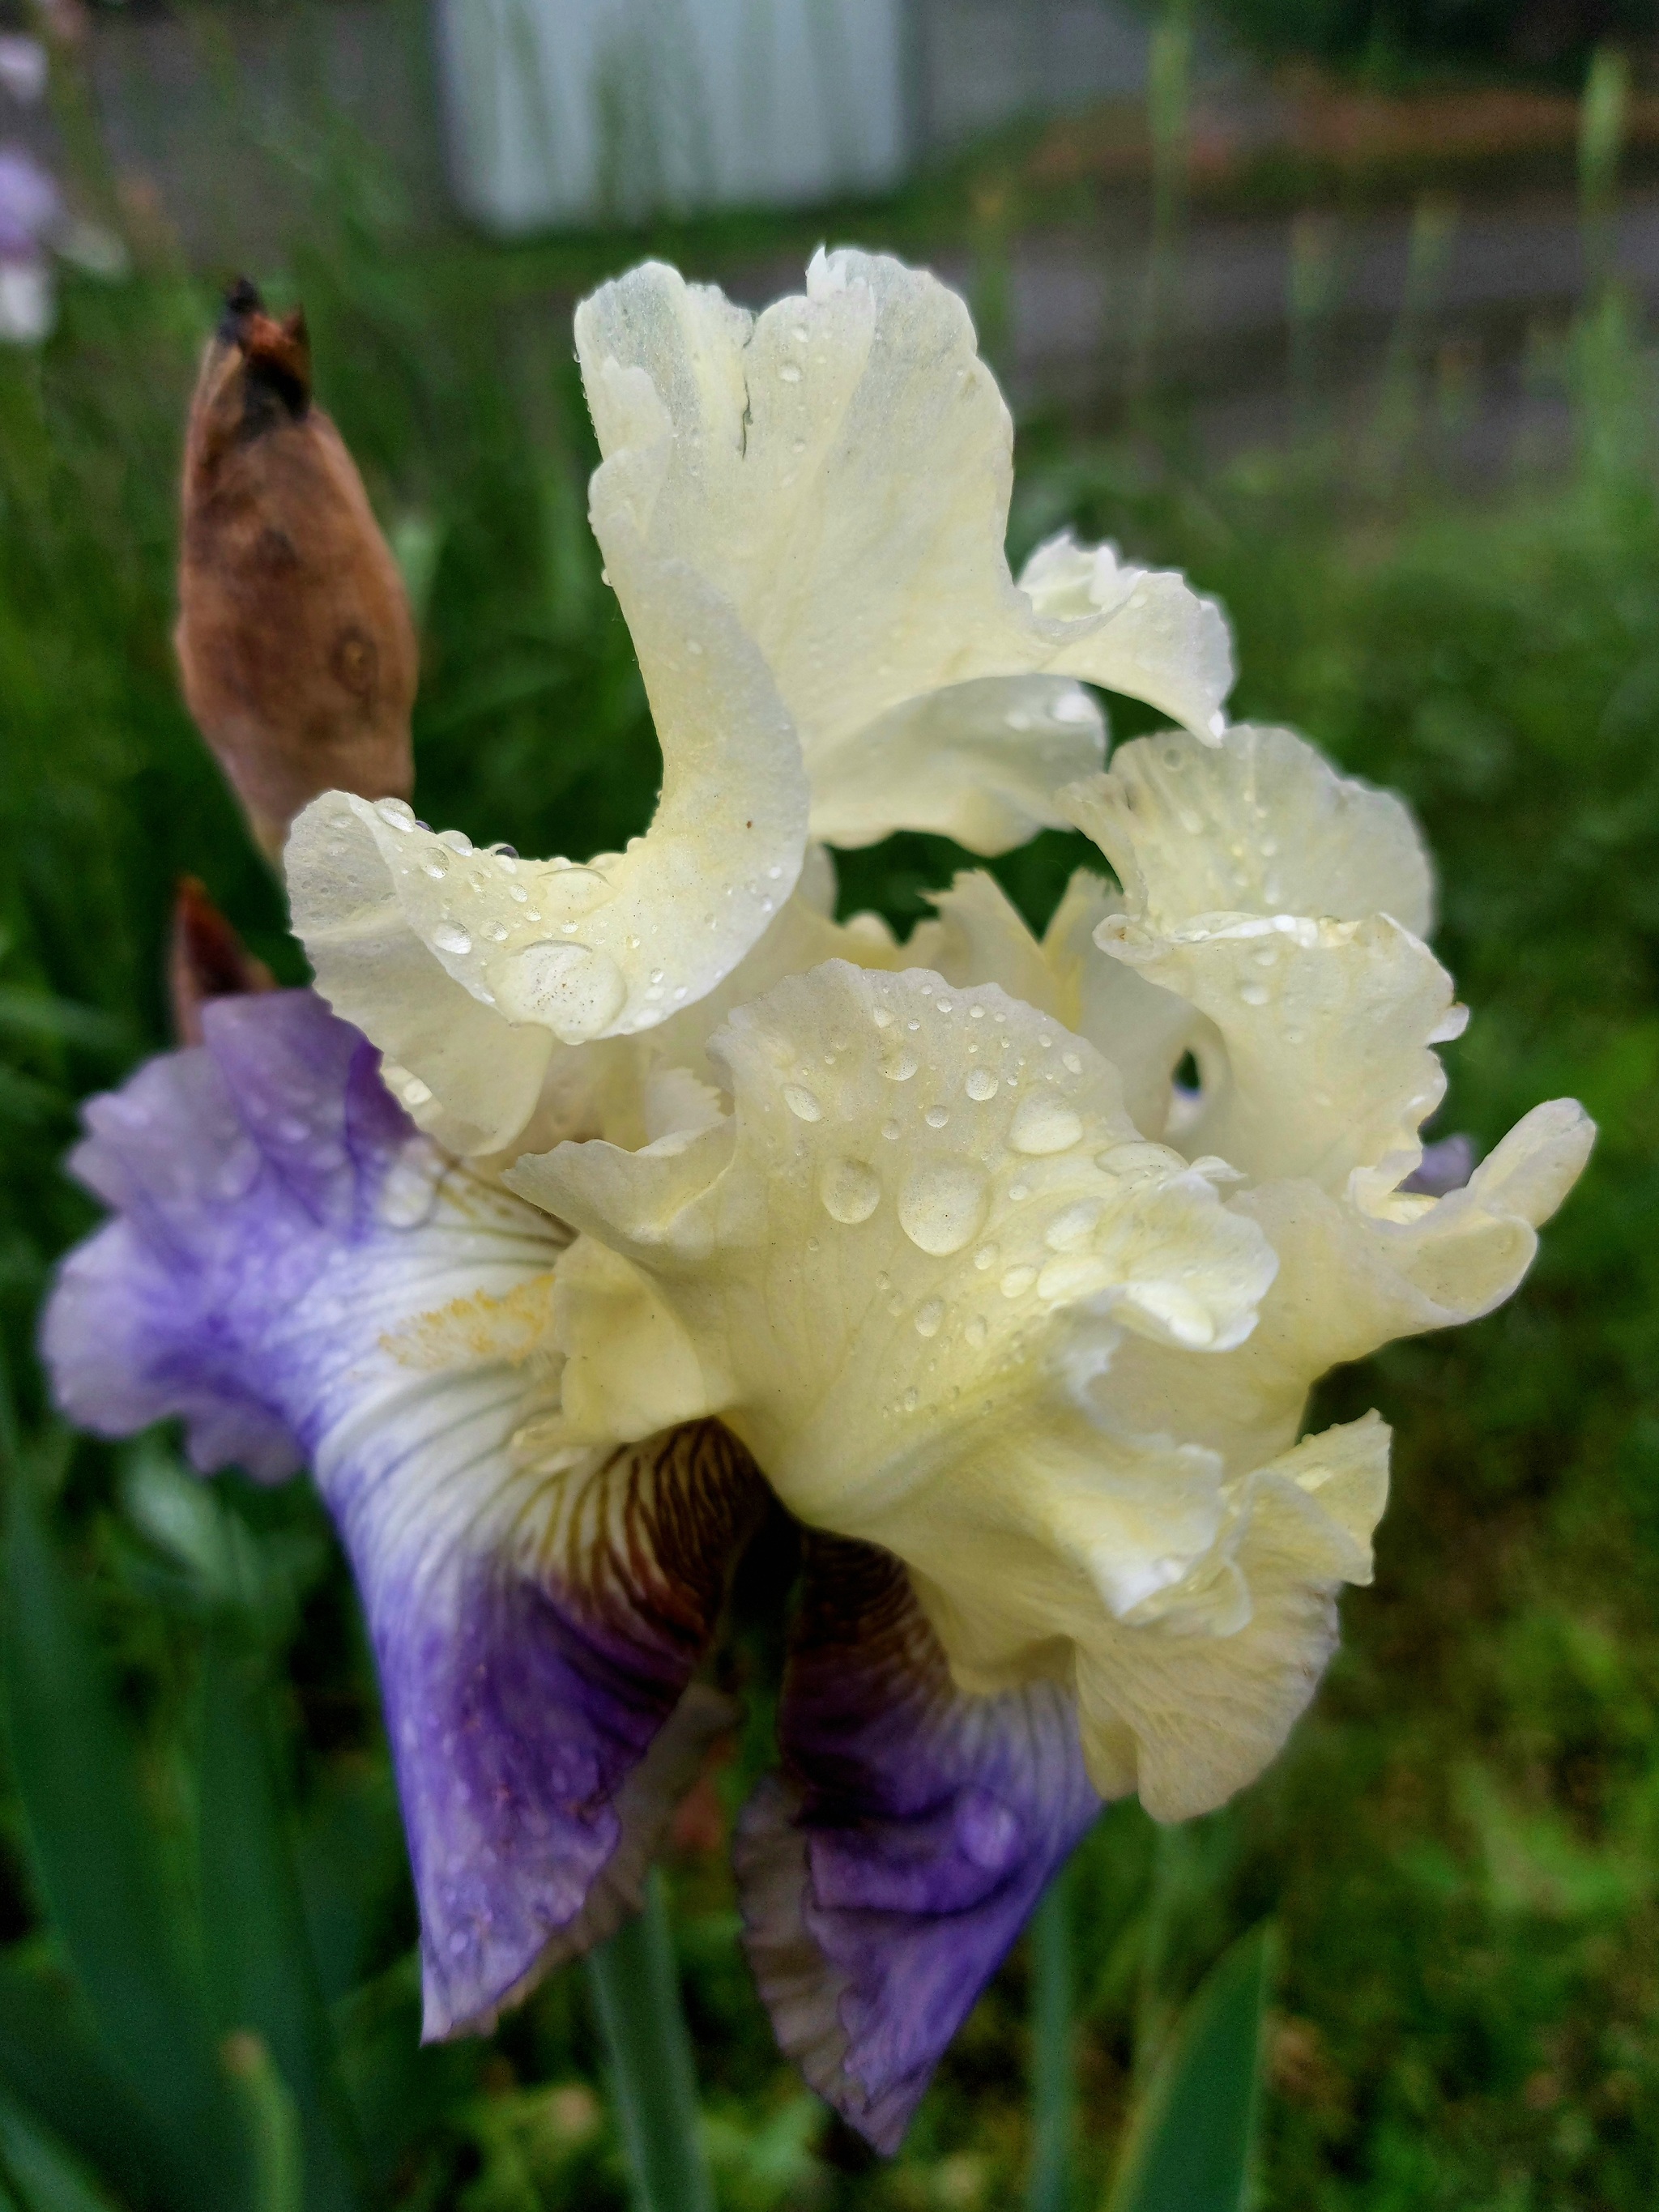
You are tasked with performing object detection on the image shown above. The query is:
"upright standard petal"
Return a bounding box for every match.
[41,991,762,2035]
[575,250,1233,850]
[736,1533,1098,2151]
[285,509,810,1152]
[506,961,1383,1814]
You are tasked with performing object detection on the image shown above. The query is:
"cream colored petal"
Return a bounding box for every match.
[919,872,1068,1019]
[1096,1099,1596,1478]
[513,966,1290,1794]
[1099,907,1456,1192]
[1064,723,1434,938]
[919,869,1199,1142]
[1017,535,1234,740]
[286,520,809,1154]
[1070,1414,1391,1818]
[1042,870,1203,1141]
[576,251,1231,850]
[808,676,1107,853]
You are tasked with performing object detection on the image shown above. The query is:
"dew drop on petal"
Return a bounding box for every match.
[898,1161,990,1256]
[966,1067,998,1102]
[872,1004,894,1029]
[374,797,416,831]
[1239,982,1270,1006]
[821,1158,881,1223]
[915,1298,945,1338]
[965,1313,988,1346]
[973,1242,999,1270]
[924,1104,949,1129]
[1000,1264,1038,1298]
[881,1046,919,1082]
[433,923,472,957]
[881,1118,901,1141]
[783,1085,823,1123]
[498,940,628,1037]
[1009,1095,1084,1155]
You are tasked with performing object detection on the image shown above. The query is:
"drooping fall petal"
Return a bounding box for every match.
[41,991,763,2034]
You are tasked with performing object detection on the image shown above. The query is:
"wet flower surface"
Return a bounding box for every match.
[44,251,1590,2150]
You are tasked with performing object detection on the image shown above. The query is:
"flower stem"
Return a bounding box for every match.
[1026,1859,1077,2212]
[586,1872,714,2212]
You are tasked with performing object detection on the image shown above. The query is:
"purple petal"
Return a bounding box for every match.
[43,990,761,2032]
[0,147,58,258]
[735,1535,1098,2152]
[1401,1132,1478,1197]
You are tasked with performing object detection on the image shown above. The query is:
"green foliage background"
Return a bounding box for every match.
[1,36,1657,2212]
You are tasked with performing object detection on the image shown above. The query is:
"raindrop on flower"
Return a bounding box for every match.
[915,1298,945,1338]
[924,1105,949,1129]
[783,1085,823,1122]
[966,1067,998,1101]
[898,1161,990,1257]
[881,1046,919,1082]
[1008,1095,1084,1156]
[820,1159,881,1223]
[1000,1264,1038,1298]
[499,940,628,1037]
[433,923,471,956]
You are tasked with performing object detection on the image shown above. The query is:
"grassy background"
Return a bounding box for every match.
[2,36,1658,2212]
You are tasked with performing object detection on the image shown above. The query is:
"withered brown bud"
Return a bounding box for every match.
[168,875,277,1046]
[175,279,418,862]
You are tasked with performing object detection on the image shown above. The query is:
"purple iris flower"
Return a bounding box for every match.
[0,144,58,262]
[41,988,1098,2150]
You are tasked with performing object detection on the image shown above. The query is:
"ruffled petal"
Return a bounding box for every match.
[286,501,810,1152]
[1068,1414,1391,1820]
[1064,727,1452,1189]
[1096,1100,1597,1479]
[41,991,762,2034]
[1065,722,1434,940]
[575,250,1232,850]
[919,868,1199,1140]
[735,1533,1098,2152]
[514,961,1311,1806]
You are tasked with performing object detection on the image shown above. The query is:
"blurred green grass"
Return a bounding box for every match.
[1,66,1657,2212]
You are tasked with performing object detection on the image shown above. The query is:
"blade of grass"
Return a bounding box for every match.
[1105,1922,1274,2212]
[0,1474,245,2211]
[198,1617,364,2211]
[0,1952,181,2207]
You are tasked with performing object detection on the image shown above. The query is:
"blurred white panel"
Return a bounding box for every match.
[437,0,909,232]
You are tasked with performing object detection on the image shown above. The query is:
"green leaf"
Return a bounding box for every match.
[198,1617,364,2212]
[0,1950,183,2207]
[1105,1922,1275,2212]
[0,1477,246,2210]
[0,2091,122,2212]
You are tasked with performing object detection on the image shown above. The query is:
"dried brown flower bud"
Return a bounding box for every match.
[168,874,276,1046]
[176,279,418,861]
